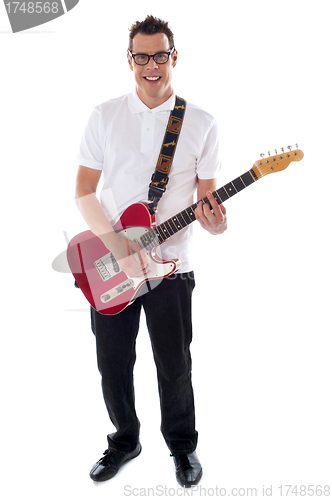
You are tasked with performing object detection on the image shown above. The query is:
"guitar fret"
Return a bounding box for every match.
[223,186,230,198]
[215,191,223,203]
[231,181,238,193]
[155,228,166,244]
[177,212,187,228]
[163,221,173,238]
[173,214,184,230]
[215,188,228,203]
[153,224,168,243]
[233,176,248,193]
[249,169,258,182]
[168,218,179,235]
[183,208,196,224]
[225,183,235,197]
[162,227,170,240]
[167,218,177,234]
[239,176,246,188]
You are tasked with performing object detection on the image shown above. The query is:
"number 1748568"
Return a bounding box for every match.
[5,2,60,14]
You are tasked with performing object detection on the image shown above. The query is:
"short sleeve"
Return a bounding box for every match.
[77,106,104,170]
[196,118,221,180]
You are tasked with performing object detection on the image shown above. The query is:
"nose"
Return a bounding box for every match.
[146,56,159,70]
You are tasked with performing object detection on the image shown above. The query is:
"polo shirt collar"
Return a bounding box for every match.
[128,87,176,114]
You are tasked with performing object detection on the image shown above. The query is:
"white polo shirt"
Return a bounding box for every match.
[78,89,221,272]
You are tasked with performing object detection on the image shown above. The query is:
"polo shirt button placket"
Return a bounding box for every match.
[141,112,155,152]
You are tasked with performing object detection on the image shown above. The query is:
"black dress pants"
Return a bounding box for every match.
[90,271,198,454]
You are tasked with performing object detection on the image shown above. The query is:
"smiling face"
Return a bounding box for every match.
[127,33,177,109]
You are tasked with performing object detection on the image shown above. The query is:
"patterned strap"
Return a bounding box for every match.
[148,96,187,213]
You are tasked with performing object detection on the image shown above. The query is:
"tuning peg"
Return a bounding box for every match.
[260,153,265,158]
[268,151,271,156]
[275,149,278,154]
[281,147,284,153]
[287,145,292,151]
[295,143,298,148]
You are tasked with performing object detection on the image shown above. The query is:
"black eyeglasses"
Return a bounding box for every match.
[128,48,175,66]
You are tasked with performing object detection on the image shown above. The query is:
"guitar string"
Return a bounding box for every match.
[139,155,296,249]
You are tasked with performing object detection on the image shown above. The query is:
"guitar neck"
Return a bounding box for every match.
[140,168,259,249]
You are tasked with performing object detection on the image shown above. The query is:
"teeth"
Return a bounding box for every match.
[146,77,160,81]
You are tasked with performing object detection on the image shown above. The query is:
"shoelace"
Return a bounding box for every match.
[99,449,116,466]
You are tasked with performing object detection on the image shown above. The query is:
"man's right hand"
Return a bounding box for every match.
[100,231,150,278]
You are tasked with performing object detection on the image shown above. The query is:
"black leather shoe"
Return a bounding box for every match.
[172,451,202,487]
[89,443,141,482]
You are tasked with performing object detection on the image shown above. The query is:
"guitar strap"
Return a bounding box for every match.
[148,95,186,213]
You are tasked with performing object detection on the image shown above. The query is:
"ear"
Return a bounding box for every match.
[127,53,134,71]
[171,49,178,68]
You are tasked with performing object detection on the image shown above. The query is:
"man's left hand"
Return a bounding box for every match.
[195,191,227,235]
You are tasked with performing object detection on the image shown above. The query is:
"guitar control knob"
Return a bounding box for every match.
[101,294,111,303]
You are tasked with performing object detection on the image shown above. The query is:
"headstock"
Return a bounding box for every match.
[252,145,304,179]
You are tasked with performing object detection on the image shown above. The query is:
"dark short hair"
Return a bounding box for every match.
[128,15,175,51]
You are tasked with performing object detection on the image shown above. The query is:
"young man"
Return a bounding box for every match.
[75,16,227,487]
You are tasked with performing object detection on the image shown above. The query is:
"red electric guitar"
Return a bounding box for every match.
[67,148,304,315]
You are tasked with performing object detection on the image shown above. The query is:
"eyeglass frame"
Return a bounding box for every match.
[128,47,175,65]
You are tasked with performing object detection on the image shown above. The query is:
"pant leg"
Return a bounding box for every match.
[141,271,198,453]
[90,300,141,453]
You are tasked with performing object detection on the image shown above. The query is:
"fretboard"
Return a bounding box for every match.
[139,168,258,250]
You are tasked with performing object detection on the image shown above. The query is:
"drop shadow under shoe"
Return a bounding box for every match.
[89,443,142,482]
[172,451,203,488]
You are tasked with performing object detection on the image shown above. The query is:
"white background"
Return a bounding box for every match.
[1,0,331,498]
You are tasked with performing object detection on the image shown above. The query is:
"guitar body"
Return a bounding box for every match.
[67,202,180,315]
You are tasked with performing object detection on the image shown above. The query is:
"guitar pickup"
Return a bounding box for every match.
[100,279,135,303]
